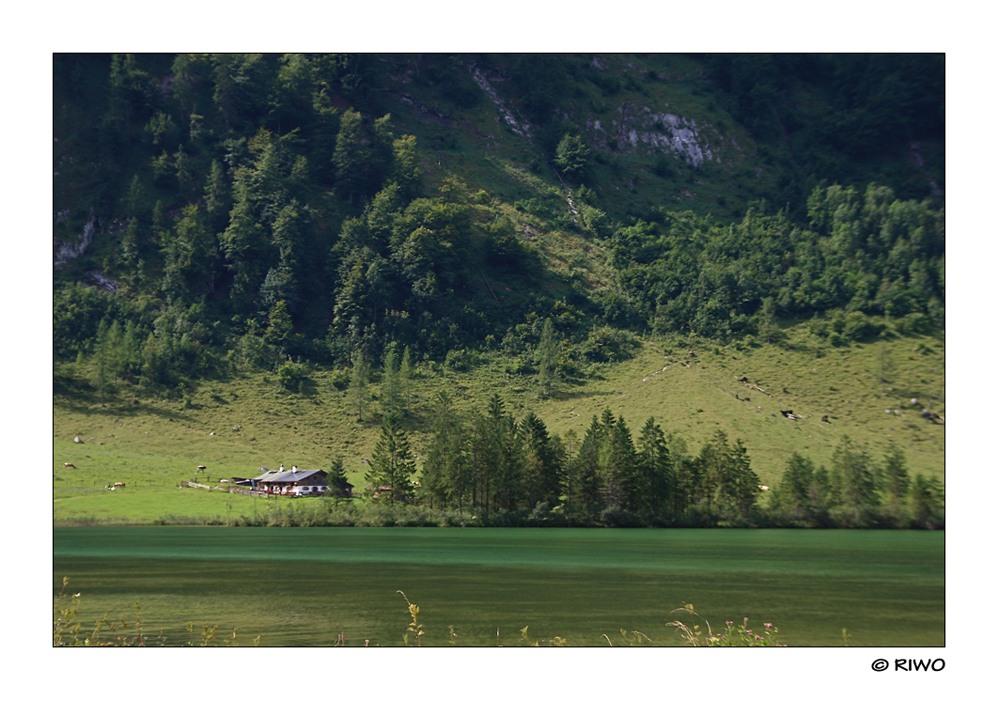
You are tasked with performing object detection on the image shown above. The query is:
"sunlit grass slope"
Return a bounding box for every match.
[54,324,943,523]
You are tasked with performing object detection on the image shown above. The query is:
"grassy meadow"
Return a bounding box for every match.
[53,321,944,525]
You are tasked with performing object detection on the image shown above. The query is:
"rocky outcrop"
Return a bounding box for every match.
[470,66,531,140]
[54,213,97,269]
[586,104,717,168]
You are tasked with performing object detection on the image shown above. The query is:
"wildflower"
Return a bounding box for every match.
[764,623,772,629]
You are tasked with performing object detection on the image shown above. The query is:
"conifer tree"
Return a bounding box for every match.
[778,452,815,521]
[422,391,469,513]
[637,417,674,513]
[381,343,400,414]
[881,443,910,514]
[521,412,560,508]
[367,412,416,502]
[399,346,413,412]
[832,435,880,523]
[325,456,352,500]
[537,317,557,398]
[333,108,370,204]
[574,416,605,514]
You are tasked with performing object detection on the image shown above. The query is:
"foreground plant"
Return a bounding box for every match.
[53,576,152,646]
[667,603,786,647]
[398,590,424,647]
[54,578,257,647]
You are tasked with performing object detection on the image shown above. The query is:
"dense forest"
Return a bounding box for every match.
[54,53,943,386]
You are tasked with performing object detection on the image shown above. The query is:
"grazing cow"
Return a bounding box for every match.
[114,482,125,488]
[821,415,830,423]
[63,462,75,468]
[758,485,770,491]
[197,465,207,472]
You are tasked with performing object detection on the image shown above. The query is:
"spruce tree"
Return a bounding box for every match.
[422,391,468,512]
[881,443,910,514]
[832,435,880,523]
[399,346,413,411]
[325,456,352,500]
[367,412,416,502]
[381,343,400,415]
[537,317,557,398]
[637,417,674,513]
[778,452,815,521]
[521,412,560,509]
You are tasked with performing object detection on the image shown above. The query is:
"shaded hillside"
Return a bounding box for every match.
[54,53,943,381]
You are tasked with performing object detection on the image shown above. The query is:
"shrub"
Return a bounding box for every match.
[842,311,884,342]
[580,325,639,363]
[276,361,307,392]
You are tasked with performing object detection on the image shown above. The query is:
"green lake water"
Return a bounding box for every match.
[53,526,944,647]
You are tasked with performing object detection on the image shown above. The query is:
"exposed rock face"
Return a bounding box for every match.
[470,66,531,139]
[54,214,120,291]
[587,104,717,167]
[86,270,118,293]
[54,214,97,268]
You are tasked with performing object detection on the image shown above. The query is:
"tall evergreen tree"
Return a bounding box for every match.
[521,411,560,508]
[881,443,910,514]
[537,317,557,399]
[367,412,416,502]
[333,108,371,205]
[421,391,469,513]
[636,417,674,513]
[220,178,267,313]
[381,342,401,415]
[399,346,413,412]
[777,452,815,521]
[574,415,605,514]
[596,411,637,511]
[325,456,352,500]
[831,435,880,523]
